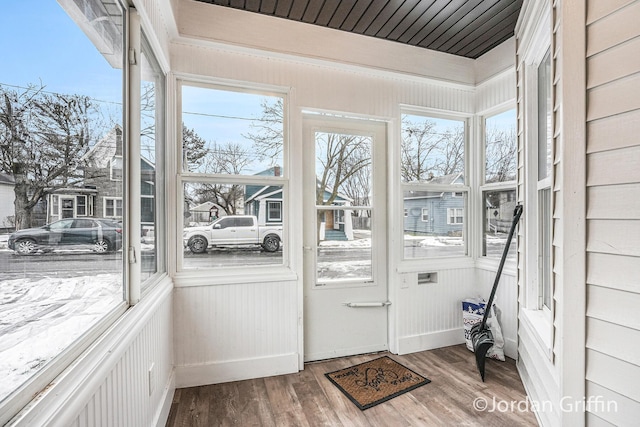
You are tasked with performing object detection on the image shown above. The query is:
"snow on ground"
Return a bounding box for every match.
[0,274,122,402]
[0,229,478,402]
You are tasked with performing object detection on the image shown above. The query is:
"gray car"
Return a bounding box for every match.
[8,218,123,255]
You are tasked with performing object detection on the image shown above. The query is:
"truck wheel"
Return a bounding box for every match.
[188,236,208,254]
[262,234,280,252]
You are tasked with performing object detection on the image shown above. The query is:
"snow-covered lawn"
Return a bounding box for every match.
[0,274,122,402]
[0,229,482,403]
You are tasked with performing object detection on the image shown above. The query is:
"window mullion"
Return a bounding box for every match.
[127,8,141,304]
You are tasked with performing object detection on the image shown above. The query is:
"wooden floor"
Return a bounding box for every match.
[166,345,538,426]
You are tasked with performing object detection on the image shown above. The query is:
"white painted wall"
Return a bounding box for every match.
[170,0,517,389]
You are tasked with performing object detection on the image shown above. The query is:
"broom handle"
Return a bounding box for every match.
[480,204,523,330]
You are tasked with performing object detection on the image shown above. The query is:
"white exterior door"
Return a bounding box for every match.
[303,115,388,362]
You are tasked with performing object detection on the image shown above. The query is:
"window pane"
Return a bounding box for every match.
[140,34,164,283]
[314,130,372,283]
[0,0,124,406]
[539,188,552,309]
[181,85,284,175]
[401,114,465,184]
[485,109,517,183]
[317,208,372,282]
[483,190,517,262]
[538,51,552,181]
[403,190,466,258]
[182,181,284,269]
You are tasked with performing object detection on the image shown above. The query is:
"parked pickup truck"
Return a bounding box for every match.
[183,215,282,253]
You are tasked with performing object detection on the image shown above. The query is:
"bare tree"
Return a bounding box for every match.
[316,132,371,207]
[242,97,284,164]
[191,142,254,215]
[340,142,372,213]
[401,116,465,182]
[0,85,99,229]
[401,117,439,182]
[485,125,517,183]
[437,125,465,176]
[140,81,157,162]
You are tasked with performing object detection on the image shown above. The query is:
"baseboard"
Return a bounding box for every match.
[397,328,465,355]
[504,338,517,360]
[155,369,175,427]
[175,353,299,388]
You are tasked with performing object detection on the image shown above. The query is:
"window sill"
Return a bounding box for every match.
[475,258,517,276]
[173,265,298,287]
[396,256,474,273]
[520,307,553,359]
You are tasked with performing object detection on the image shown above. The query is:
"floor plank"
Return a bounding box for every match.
[166,345,538,426]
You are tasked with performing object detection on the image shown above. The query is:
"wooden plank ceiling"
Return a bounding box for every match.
[195,0,523,59]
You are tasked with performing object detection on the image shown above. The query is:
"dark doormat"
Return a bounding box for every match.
[325,356,431,410]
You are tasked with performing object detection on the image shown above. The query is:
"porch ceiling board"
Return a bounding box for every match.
[194,0,523,59]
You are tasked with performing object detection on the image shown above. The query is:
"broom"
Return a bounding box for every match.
[470,204,523,381]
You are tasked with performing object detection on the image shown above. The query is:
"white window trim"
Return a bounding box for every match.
[267,201,282,222]
[103,196,123,218]
[421,208,429,222]
[447,208,464,225]
[519,0,554,360]
[478,106,517,268]
[399,108,471,265]
[176,78,290,274]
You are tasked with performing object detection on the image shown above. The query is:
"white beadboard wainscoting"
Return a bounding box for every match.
[476,267,519,359]
[392,267,518,359]
[173,279,300,388]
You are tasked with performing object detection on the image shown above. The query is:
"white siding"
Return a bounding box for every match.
[586,0,640,425]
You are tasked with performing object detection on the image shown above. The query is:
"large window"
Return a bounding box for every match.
[0,0,126,420]
[401,112,468,259]
[139,33,165,284]
[481,108,517,263]
[179,83,286,270]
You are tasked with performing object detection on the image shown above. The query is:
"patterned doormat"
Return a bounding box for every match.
[325,356,431,410]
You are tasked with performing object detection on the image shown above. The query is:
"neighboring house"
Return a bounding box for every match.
[0,173,15,231]
[485,190,516,233]
[47,125,156,226]
[245,166,354,240]
[316,186,353,241]
[189,201,227,224]
[245,166,284,226]
[403,173,465,236]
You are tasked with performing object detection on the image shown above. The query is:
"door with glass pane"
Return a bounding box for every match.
[303,115,388,362]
